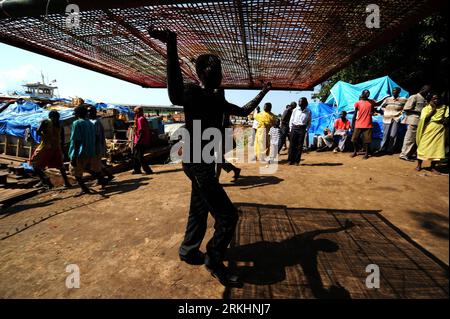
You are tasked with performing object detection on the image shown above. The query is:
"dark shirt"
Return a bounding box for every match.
[165,37,268,163]
[177,85,265,163]
[281,108,293,126]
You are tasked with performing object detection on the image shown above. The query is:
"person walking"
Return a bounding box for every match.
[87,106,115,182]
[30,110,71,189]
[69,105,106,196]
[132,106,153,175]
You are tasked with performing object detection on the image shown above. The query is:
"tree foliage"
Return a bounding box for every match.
[313,12,449,102]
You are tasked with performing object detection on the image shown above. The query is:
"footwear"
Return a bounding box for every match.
[44,180,54,190]
[233,168,241,181]
[399,155,415,162]
[205,263,243,288]
[74,189,92,197]
[179,251,205,265]
[350,153,357,158]
[131,170,142,175]
[144,170,154,175]
[33,181,44,188]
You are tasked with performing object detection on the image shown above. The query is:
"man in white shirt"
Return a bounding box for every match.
[288,97,312,165]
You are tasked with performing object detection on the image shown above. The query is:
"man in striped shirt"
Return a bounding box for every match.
[376,87,408,155]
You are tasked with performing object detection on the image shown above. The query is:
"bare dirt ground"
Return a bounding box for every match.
[0,150,448,298]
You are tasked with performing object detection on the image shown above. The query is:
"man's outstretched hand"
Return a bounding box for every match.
[148,26,176,43]
[263,81,272,92]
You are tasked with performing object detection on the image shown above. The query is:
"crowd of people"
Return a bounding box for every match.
[28,103,157,196]
[27,26,449,289]
[248,85,448,173]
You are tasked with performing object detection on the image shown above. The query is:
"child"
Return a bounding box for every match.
[268,119,281,163]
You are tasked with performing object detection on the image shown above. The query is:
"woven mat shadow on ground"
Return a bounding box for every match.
[225,204,449,299]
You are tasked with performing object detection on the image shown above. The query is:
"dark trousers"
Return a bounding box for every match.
[219,161,238,173]
[133,144,152,173]
[179,163,238,267]
[288,126,307,164]
[278,124,290,153]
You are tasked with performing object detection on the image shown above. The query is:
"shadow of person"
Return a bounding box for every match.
[222,175,283,189]
[226,221,354,299]
[99,177,150,196]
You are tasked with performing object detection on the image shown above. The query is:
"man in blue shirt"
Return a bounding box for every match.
[69,105,106,196]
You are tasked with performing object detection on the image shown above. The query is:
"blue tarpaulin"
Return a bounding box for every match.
[325,76,409,112]
[307,102,336,144]
[0,101,74,143]
[308,76,408,144]
[0,100,42,115]
[94,102,134,119]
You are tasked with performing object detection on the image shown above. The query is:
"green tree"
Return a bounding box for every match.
[314,12,448,102]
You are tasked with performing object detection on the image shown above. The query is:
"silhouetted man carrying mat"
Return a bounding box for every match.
[149,28,271,287]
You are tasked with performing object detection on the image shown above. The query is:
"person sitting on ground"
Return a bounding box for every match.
[332,111,351,152]
[268,119,281,163]
[132,106,153,175]
[87,106,115,182]
[376,87,408,155]
[254,102,277,162]
[69,105,107,196]
[351,90,376,160]
[416,94,449,173]
[316,127,334,152]
[30,110,71,189]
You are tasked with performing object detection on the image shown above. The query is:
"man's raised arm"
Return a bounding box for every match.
[149,28,184,105]
[225,82,271,117]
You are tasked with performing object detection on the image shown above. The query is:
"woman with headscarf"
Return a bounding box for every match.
[416,94,449,174]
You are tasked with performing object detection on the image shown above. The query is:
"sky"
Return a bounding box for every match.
[0,43,318,115]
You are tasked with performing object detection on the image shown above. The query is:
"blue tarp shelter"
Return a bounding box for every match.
[308,76,409,144]
[324,76,409,112]
[0,101,74,143]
